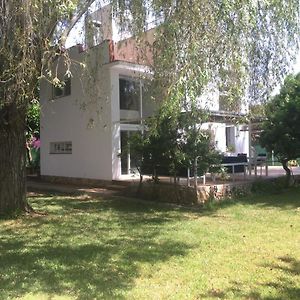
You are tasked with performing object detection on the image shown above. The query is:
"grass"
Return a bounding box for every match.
[0,189,299,299]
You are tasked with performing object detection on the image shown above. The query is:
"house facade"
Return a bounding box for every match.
[40,3,249,182]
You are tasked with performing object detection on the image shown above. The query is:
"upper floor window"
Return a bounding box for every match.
[119,78,140,111]
[53,77,71,98]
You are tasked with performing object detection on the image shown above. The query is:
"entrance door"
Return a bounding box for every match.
[120,130,141,175]
[120,131,130,175]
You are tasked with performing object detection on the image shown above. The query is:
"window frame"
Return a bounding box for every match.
[52,77,71,99]
[49,141,72,154]
[119,76,141,111]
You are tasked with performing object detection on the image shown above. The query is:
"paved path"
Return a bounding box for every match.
[27,178,124,198]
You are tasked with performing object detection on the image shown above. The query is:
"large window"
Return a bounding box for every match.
[119,78,140,111]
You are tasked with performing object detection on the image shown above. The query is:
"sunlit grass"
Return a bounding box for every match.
[0,189,299,299]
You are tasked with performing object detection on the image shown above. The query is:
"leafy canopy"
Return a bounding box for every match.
[1,0,299,116]
[124,110,221,182]
[260,72,300,164]
[115,0,300,113]
[0,0,94,113]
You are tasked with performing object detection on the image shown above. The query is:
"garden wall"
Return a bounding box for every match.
[126,181,252,205]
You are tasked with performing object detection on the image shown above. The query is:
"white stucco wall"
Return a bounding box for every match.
[201,122,226,153]
[197,85,220,112]
[214,123,227,153]
[201,122,249,156]
[40,47,114,181]
[235,125,249,155]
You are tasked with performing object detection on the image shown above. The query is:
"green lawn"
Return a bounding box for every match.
[0,189,299,299]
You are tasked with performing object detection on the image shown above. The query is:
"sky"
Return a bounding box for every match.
[293,54,300,74]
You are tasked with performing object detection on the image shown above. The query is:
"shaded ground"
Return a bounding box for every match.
[0,188,299,299]
[27,177,121,198]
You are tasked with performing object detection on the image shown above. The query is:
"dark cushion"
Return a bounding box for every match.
[222,154,247,173]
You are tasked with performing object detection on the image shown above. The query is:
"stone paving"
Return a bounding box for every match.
[27,166,300,197]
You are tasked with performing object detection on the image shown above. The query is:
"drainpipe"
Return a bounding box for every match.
[248,121,252,175]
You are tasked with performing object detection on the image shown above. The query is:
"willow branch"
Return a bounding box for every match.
[59,0,97,48]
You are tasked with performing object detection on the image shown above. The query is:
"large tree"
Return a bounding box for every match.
[1,0,300,215]
[260,72,300,182]
[0,0,94,214]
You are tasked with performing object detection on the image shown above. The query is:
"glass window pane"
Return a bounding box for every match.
[119,78,140,111]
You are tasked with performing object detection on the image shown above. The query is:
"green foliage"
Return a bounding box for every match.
[1,0,300,212]
[0,1,96,212]
[125,109,221,182]
[178,110,222,175]
[26,99,40,137]
[1,1,82,109]
[115,0,300,112]
[251,178,288,194]
[249,103,266,118]
[26,100,41,169]
[260,73,300,164]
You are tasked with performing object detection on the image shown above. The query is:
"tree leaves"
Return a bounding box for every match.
[260,72,300,163]
[114,0,300,111]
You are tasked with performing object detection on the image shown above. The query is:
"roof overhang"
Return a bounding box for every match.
[208,110,248,123]
[106,60,152,77]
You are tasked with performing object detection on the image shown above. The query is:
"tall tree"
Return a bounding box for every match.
[0,0,94,214]
[1,0,300,214]
[260,73,300,183]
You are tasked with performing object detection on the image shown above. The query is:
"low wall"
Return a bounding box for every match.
[197,182,252,202]
[40,174,295,205]
[125,181,252,205]
[126,182,199,205]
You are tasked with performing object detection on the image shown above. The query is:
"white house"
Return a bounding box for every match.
[40,3,249,182]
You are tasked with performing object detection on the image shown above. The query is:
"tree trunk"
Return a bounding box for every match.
[194,158,198,189]
[281,159,292,187]
[0,104,29,215]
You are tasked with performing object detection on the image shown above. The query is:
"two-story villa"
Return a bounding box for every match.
[40,3,249,182]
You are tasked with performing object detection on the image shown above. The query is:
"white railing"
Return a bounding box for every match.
[185,158,269,186]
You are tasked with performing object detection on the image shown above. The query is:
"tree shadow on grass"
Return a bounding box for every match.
[197,255,300,300]
[0,195,193,299]
[243,186,300,209]
[202,186,300,216]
